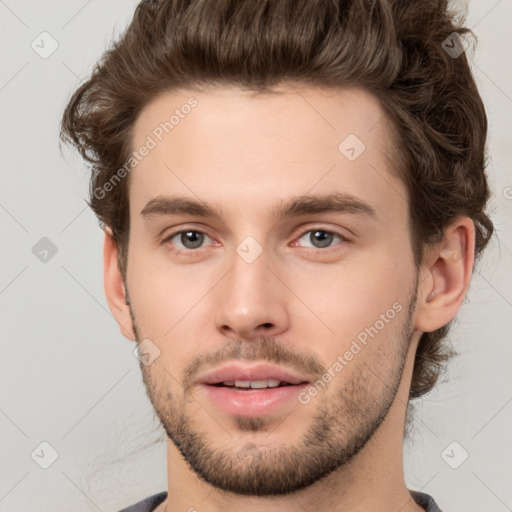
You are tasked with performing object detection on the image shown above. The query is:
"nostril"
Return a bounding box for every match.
[260,323,273,329]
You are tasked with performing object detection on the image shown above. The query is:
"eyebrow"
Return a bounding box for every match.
[140,193,377,222]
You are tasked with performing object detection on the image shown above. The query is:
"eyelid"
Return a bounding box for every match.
[292,226,351,246]
[162,224,214,241]
[297,226,349,239]
[161,225,351,254]
[160,227,217,257]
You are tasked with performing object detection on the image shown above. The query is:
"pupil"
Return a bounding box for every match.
[181,231,204,249]
[311,230,332,248]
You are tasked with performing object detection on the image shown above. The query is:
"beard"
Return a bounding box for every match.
[128,284,417,496]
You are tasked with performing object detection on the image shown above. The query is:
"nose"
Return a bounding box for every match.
[213,248,290,340]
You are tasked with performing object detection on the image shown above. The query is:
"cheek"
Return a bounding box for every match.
[126,246,223,376]
[284,249,414,351]
[127,241,212,330]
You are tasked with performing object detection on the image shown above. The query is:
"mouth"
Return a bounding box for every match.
[210,380,297,390]
[197,362,310,386]
[196,363,311,417]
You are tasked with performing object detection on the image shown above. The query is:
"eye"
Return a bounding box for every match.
[296,229,346,249]
[166,230,212,250]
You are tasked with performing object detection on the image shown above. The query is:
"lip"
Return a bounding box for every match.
[196,362,310,386]
[199,383,309,417]
[196,362,311,418]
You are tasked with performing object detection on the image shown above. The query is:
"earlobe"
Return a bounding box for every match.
[103,229,136,341]
[415,217,475,333]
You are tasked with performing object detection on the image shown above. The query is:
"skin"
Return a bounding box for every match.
[104,85,475,512]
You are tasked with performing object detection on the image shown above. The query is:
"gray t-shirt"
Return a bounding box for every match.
[118,490,443,511]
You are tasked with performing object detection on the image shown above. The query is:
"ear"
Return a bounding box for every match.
[103,229,136,341]
[415,216,476,333]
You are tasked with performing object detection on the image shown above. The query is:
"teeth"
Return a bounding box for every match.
[234,380,251,388]
[248,380,281,389]
[224,380,283,389]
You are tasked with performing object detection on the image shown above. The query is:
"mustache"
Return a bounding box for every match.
[182,336,327,393]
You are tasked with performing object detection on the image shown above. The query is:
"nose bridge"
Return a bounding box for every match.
[230,245,269,300]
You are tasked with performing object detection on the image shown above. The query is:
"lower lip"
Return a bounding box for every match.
[199,383,308,417]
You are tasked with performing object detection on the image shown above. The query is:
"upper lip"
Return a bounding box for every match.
[197,363,311,385]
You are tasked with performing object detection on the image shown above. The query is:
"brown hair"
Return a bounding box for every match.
[60,0,494,400]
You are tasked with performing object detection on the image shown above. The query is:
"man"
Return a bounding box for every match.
[60,0,493,511]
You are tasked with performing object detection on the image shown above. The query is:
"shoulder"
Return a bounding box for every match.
[410,490,444,512]
[117,491,167,512]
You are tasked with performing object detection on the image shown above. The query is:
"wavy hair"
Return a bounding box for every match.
[60,0,494,400]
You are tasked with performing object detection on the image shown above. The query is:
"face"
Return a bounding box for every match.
[123,85,419,495]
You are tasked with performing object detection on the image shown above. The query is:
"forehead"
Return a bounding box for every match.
[129,85,406,224]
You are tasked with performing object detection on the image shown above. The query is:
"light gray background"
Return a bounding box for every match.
[1,1,511,511]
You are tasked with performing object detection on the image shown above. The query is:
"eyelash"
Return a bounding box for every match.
[162,227,349,255]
